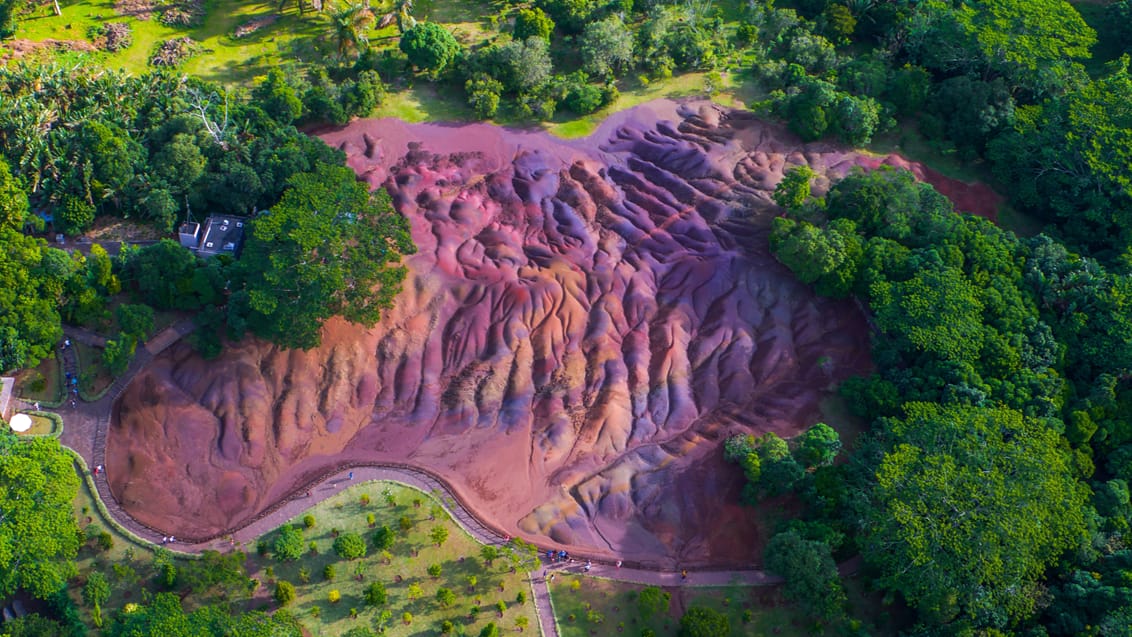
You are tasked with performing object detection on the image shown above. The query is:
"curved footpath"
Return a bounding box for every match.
[26,322,816,636]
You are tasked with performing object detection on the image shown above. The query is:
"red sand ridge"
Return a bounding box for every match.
[107,101,997,567]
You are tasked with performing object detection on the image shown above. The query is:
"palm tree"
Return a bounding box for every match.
[330,0,376,60]
[377,0,414,33]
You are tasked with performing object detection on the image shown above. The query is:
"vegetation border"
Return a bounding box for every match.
[20,410,63,437]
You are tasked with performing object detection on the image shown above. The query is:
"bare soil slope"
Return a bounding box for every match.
[109,101,994,566]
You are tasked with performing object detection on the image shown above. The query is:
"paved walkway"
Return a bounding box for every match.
[25,319,816,636]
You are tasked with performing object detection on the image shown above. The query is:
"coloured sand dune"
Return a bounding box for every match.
[107,101,998,566]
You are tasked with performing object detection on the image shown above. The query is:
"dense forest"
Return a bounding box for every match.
[1,0,1132,635]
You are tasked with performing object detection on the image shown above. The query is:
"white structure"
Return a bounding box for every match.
[9,413,31,433]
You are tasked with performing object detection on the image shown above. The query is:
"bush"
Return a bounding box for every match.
[298,567,310,584]
[303,514,316,529]
[97,531,113,551]
[514,7,554,41]
[428,563,443,578]
[274,580,296,606]
[334,532,368,560]
[328,589,341,603]
[373,525,396,550]
[364,581,387,606]
[324,564,336,581]
[273,525,305,561]
[400,22,461,72]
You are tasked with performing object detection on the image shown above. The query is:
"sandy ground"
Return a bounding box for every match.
[107,100,999,566]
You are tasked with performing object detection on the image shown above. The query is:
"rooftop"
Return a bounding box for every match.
[197,216,247,257]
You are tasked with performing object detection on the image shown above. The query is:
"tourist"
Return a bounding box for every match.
[33,402,39,411]
[616,560,622,568]
[64,339,70,348]
[348,471,354,480]
[681,569,688,581]
[584,561,591,572]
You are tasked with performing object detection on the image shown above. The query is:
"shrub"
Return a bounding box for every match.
[273,525,305,561]
[328,589,341,603]
[428,563,442,578]
[334,532,368,559]
[97,531,113,551]
[303,514,316,529]
[436,587,456,607]
[373,525,396,550]
[399,516,413,533]
[324,564,336,581]
[298,567,311,584]
[367,513,376,527]
[516,590,526,604]
[274,580,296,606]
[360,493,371,506]
[365,581,387,606]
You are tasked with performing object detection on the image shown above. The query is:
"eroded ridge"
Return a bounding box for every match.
[109,102,875,566]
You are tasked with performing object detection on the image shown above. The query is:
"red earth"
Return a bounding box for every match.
[107,100,1000,567]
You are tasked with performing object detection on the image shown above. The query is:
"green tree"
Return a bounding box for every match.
[772,165,814,211]
[514,7,554,42]
[796,423,841,468]
[769,217,862,298]
[83,571,111,627]
[400,22,461,72]
[0,158,30,229]
[678,606,729,637]
[115,303,155,341]
[478,622,501,637]
[372,524,396,550]
[234,163,414,350]
[252,69,304,124]
[872,266,985,364]
[764,530,845,620]
[580,16,634,79]
[364,581,387,606]
[102,336,137,377]
[151,133,206,196]
[334,532,368,559]
[274,580,297,606]
[57,195,95,235]
[864,403,1089,624]
[0,434,82,598]
[637,586,670,620]
[491,37,554,94]
[427,562,442,578]
[435,587,456,607]
[429,525,449,546]
[273,526,305,562]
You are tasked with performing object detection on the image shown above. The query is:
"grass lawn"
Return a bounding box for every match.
[15,353,64,405]
[74,341,113,399]
[15,0,329,83]
[18,413,61,435]
[246,480,539,636]
[550,575,813,637]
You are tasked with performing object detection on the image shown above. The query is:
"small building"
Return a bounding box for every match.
[195,216,247,258]
[178,221,201,250]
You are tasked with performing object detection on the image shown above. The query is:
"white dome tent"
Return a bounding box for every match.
[8,413,32,433]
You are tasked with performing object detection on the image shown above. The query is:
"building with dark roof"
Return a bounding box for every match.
[179,216,247,257]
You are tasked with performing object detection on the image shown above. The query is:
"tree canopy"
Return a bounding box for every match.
[233,162,414,349]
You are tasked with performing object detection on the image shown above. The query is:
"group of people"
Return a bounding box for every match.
[160,536,176,545]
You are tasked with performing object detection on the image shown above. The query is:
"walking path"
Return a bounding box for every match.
[21,319,821,635]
